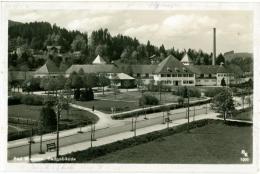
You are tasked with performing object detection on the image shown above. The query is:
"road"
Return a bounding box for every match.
[8,103,210,160]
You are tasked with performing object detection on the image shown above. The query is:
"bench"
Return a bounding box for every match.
[46,142,56,152]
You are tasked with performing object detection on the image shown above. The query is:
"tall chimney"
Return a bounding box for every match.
[213,28,216,65]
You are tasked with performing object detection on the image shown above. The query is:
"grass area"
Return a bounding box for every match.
[232,109,253,121]
[88,122,252,164]
[75,100,139,114]
[81,91,203,114]
[8,104,99,134]
[97,91,201,104]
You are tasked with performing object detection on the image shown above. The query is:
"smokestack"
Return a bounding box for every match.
[213,28,216,65]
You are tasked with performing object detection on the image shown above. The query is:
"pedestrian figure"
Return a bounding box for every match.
[92,105,95,112]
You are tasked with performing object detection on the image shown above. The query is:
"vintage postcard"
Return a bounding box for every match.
[0,0,259,173]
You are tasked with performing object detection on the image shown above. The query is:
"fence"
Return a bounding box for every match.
[9,117,38,126]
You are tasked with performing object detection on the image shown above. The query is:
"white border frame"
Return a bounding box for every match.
[0,1,259,173]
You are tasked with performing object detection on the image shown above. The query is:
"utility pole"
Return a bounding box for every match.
[167,111,170,129]
[187,92,190,133]
[28,128,33,163]
[90,124,93,148]
[56,103,60,158]
[193,106,195,121]
[131,117,134,131]
[134,114,138,137]
[162,108,165,124]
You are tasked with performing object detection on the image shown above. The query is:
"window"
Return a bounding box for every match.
[183,74,188,77]
[209,74,212,78]
[167,74,171,77]
[137,73,140,77]
[200,74,204,78]
[161,74,166,77]
[189,74,193,77]
[172,74,177,77]
[189,81,194,84]
[145,73,149,78]
[178,74,182,77]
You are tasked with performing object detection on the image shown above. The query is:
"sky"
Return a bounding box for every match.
[9,10,253,54]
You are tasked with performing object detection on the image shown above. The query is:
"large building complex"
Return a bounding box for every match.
[33,53,251,87]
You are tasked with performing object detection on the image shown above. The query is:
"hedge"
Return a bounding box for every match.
[44,119,251,163]
[21,95,44,105]
[139,94,159,106]
[172,86,201,98]
[112,99,211,120]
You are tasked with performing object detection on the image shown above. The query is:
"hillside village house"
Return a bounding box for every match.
[33,53,251,87]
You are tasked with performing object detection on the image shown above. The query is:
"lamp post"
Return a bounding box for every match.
[28,128,34,163]
[56,103,61,158]
[184,86,190,133]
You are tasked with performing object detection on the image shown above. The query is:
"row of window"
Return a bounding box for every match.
[183,80,194,84]
[161,74,194,78]
[160,80,194,85]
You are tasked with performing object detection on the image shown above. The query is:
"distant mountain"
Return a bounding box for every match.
[8,20,23,27]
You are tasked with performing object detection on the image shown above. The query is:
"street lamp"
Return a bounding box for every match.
[183,86,190,133]
[28,128,35,163]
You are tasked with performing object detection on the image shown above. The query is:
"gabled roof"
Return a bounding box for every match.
[181,53,193,63]
[35,59,60,74]
[226,64,244,75]
[116,73,135,80]
[217,64,232,73]
[187,64,232,74]
[92,55,106,64]
[66,64,119,74]
[155,55,193,74]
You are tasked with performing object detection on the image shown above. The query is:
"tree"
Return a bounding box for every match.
[216,53,225,65]
[71,34,87,53]
[221,78,226,86]
[97,74,110,95]
[38,103,57,153]
[211,88,235,122]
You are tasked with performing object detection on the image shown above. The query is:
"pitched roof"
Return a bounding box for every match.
[181,53,193,63]
[66,64,119,74]
[226,64,244,75]
[34,59,60,74]
[115,63,157,74]
[116,73,135,80]
[155,55,193,74]
[187,64,232,74]
[92,55,106,64]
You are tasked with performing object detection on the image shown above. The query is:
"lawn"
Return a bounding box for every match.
[232,109,253,121]
[88,122,252,164]
[8,104,99,135]
[75,100,139,114]
[79,91,203,114]
[97,91,202,104]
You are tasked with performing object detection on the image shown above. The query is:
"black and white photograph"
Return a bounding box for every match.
[0,1,259,173]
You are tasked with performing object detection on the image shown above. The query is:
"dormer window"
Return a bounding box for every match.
[175,68,180,72]
[167,67,172,72]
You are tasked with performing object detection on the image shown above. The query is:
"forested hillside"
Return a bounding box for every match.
[8,20,231,71]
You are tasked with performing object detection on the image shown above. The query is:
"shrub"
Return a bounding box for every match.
[80,88,94,101]
[177,97,184,106]
[139,94,159,106]
[8,95,22,105]
[21,95,44,105]
[112,98,211,120]
[74,89,81,100]
[204,87,224,97]
[173,87,201,98]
